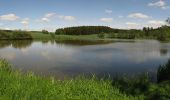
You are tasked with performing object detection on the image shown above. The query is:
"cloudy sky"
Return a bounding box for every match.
[0,0,170,31]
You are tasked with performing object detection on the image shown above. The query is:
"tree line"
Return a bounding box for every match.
[54,18,170,41]
[54,25,170,40]
[55,26,114,35]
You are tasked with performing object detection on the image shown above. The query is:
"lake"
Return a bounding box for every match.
[0,39,170,79]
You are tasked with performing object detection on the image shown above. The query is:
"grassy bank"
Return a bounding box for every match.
[29,31,101,40]
[29,32,170,41]
[0,59,142,100]
[0,29,170,41]
[1,59,170,99]
[0,59,170,100]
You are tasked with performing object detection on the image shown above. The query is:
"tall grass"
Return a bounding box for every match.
[1,59,170,99]
[0,59,141,100]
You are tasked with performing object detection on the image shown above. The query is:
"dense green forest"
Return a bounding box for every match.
[55,19,170,40]
[55,26,114,35]
[55,25,170,40]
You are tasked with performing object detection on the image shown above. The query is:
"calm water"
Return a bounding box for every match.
[0,40,170,79]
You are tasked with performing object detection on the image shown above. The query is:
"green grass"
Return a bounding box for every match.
[29,32,53,40]
[29,32,103,40]
[1,59,170,100]
[0,59,142,100]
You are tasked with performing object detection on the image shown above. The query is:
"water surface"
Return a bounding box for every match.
[0,40,170,79]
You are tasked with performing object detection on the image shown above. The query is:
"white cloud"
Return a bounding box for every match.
[41,17,50,22]
[148,0,170,10]
[0,13,19,21]
[44,13,76,21]
[105,9,112,14]
[4,27,10,30]
[148,20,165,25]
[63,16,75,21]
[126,22,139,26]
[161,6,170,10]
[118,15,124,18]
[100,18,113,23]
[128,13,150,19]
[21,18,29,25]
[57,15,75,21]
[126,22,140,29]
[39,13,76,22]
[45,13,56,18]
[148,0,165,7]
[147,20,165,28]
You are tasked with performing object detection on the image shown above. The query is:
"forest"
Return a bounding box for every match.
[55,26,170,41]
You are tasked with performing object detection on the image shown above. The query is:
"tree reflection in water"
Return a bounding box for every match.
[0,40,33,49]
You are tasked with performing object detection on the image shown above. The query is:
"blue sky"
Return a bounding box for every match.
[0,0,170,31]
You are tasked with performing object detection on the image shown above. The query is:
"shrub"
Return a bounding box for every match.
[98,32,105,39]
[42,30,49,34]
[0,30,32,39]
[50,33,55,39]
[157,59,170,83]
[12,30,32,39]
[112,73,150,95]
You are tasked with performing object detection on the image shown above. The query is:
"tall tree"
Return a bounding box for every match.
[166,18,170,25]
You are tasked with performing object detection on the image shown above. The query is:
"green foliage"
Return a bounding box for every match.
[113,73,170,100]
[107,33,116,38]
[155,26,169,41]
[113,73,150,96]
[55,26,114,35]
[0,59,140,100]
[0,30,32,40]
[97,32,105,39]
[166,18,170,25]
[54,25,170,41]
[55,29,65,35]
[0,59,12,72]
[50,33,55,39]
[42,30,49,34]
[1,59,170,99]
[157,59,170,83]
[1,25,170,41]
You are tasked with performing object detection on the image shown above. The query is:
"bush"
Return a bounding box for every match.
[12,30,32,39]
[50,33,55,39]
[112,73,150,95]
[0,30,32,39]
[42,30,49,34]
[157,59,170,83]
[98,32,105,39]
[108,33,116,38]
[55,29,65,35]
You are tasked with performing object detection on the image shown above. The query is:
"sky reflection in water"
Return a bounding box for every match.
[0,40,170,79]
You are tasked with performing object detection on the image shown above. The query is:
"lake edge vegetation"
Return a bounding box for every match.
[0,59,142,100]
[1,59,170,99]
